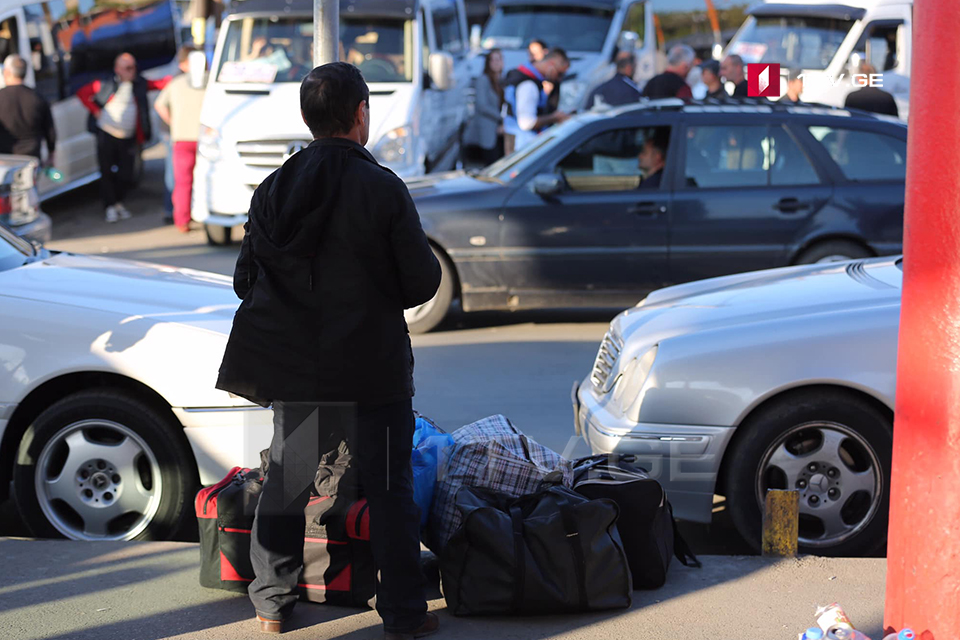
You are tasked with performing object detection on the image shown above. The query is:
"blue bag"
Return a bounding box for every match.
[412,414,454,529]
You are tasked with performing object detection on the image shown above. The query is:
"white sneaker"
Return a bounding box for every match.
[105,206,119,223]
[115,203,132,220]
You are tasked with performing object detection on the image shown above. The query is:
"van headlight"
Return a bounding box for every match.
[612,345,658,415]
[373,125,413,165]
[198,125,222,161]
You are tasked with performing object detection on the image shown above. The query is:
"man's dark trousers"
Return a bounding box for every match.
[96,130,139,207]
[249,399,427,632]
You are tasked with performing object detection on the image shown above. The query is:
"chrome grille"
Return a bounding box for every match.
[591,330,623,391]
[236,139,312,169]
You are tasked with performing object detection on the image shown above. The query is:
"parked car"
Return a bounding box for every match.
[405,99,907,333]
[725,0,912,119]
[0,155,51,245]
[192,0,472,246]
[574,255,902,556]
[0,0,178,199]
[0,225,274,541]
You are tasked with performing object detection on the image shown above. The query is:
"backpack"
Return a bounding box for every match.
[573,454,700,589]
[440,485,632,616]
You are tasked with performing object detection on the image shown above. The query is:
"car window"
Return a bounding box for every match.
[769,126,820,186]
[853,21,902,72]
[432,5,463,55]
[557,126,671,192]
[808,126,906,181]
[684,125,768,188]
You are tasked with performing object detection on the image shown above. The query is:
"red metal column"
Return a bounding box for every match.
[885,1,960,636]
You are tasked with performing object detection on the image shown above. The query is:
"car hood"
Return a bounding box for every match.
[1,252,239,335]
[617,257,903,342]
[405,170,502,200]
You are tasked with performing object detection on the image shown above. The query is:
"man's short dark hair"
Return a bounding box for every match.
[300,62,370,138]
[545,48,569,65]
[646,128,670,158]
[616,52,636,72]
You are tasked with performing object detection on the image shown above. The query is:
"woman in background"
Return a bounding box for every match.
[462,48,504,167]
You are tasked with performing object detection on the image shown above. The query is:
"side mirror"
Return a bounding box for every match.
[188,50,207,89]
[429,52,455,91]
[617,31,640,53]
[533,173,563,197]
[470,24,482,51]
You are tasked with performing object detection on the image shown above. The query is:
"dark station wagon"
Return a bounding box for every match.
[405,99,907,333]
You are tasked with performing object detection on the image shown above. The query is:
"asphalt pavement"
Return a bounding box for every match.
[0,144,754,554]
[0,537,888,640]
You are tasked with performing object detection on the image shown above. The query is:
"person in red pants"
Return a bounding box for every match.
[155,47,206,233]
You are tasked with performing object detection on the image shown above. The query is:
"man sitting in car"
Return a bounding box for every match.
[638,129,669,189]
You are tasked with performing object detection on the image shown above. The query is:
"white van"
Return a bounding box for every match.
[475,0,658,112]
[724,0,911,118]
[0,0,177,199]
[192,0,470,245]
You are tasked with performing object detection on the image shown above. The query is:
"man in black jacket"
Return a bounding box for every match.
[0,55,56,161]
[845,62,899,117]
[217,62,441,638]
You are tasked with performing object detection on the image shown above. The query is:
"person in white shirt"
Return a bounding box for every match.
[502,49,571,154]
[78,53,170,223]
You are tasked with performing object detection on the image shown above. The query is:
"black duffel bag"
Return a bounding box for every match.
[440,485,632,616]
[573,454,700,589]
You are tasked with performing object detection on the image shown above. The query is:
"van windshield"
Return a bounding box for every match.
[727,15,856,70]
[482,5,614,52]
[217,17,415,84]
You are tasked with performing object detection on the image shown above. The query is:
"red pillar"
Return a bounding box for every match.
[885,2,960,636]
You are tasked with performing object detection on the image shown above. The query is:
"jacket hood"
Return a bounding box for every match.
[248,138,374,258]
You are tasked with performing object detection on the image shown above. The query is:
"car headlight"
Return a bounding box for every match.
[198,125,222,161]
[373,125,413,165]
[612,345,658,415]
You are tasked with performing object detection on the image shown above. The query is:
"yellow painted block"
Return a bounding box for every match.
[762,489,799,557]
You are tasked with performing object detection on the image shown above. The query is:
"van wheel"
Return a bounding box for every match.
[722,389,891,556]
[13,390,198,541]
[405,247,455,334]
[205,224,233,246]
[796,240,871,265]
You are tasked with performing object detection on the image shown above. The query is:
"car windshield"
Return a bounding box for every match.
[727,15,855,70]
[479,117,582,181]
[481,5,614,52]
[0,225,33,271]
[217,17,415,84]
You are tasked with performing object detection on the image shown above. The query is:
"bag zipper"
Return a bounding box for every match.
[201,466,243,515]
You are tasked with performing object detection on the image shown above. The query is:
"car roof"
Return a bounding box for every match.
[496,0,622,9]
[599,98,906,127]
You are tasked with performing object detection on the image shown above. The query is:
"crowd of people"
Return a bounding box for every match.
[460,41,903,169]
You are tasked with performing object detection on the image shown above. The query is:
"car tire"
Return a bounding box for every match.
[13,390,198,541]
[722,389,892,556]
[205,223,233,246]
[796,240,872,265]
[405,247,455,335]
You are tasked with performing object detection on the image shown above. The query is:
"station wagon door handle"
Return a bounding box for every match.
[629,202,667,217]
[774,198,813,214]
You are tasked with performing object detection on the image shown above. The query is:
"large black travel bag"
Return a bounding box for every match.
[196,466,375,607]
[440,485,632,616]
[573,455,700,589]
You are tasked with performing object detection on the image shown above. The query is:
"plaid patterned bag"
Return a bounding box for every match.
[426,415,573,552]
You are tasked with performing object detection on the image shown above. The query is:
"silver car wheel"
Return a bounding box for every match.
[404,293,439,325]
[755,421,883,549]
[34,419,162,541]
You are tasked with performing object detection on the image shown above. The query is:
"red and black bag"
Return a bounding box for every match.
[196,467,375,607]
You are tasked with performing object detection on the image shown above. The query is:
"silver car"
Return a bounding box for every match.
[574,256,901,556]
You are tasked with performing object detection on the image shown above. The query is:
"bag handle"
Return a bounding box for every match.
[558,501,589,611]
[509,505,526,614]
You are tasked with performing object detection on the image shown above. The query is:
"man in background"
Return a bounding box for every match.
[700,60,726,99]
[0,55,56,162]
[641,45,694,100]
[845,62,898,117]
[155,46,206,234]
[721,54,748,97]
[782,67,804,103]
[585,51,640,108]
[527,39,547,64]
[502,48,570,154]
[638,129,668,190]
[78,52,169,223]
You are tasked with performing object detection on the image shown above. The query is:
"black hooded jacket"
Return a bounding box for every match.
[216,137,441,406]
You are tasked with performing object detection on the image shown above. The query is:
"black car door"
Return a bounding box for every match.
[497,117,676,308]
[669,113,834,284]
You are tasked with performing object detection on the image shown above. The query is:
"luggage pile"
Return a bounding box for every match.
[196,412,700,616]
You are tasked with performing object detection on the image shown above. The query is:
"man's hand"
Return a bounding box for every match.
[552,111,571,124]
